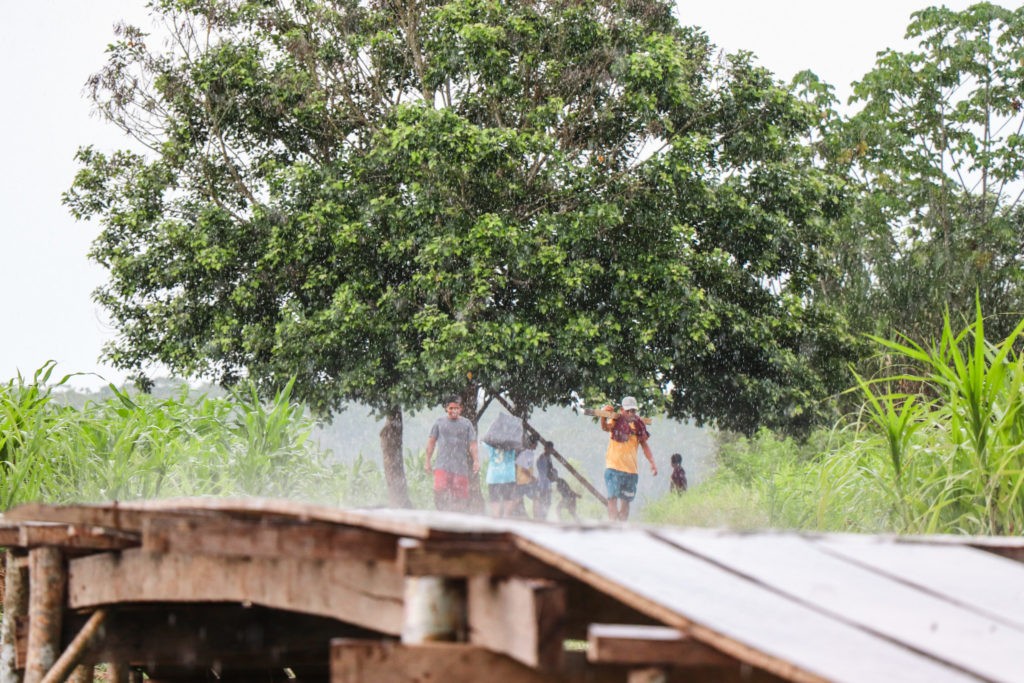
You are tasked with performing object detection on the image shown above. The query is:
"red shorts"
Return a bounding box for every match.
[433,470,470,499]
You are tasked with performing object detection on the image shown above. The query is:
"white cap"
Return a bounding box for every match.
[621,396,638,411]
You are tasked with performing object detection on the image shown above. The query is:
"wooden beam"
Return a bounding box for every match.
[17,524,139,552]
[2,499,442,541]
[0,525,21,549]
[39,610,107,683]
[587,624,734,668]
[142,517,396,562]
[67,549,404,635]
[398,538,565,579]
[332,641,555,683]
[3,505,150,533]
[467,577,565,672]
[24,548,65,683]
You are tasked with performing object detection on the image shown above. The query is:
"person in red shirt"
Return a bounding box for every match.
[424,397,480,511]
[599,396,657,521]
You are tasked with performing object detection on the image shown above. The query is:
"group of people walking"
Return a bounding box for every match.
[424,395,688,520]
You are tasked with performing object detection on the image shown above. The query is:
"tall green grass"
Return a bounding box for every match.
[646,302,1024,536]
[0,365,360,509]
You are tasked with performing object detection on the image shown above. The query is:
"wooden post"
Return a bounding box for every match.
[401,577,466,644]
[24,548,65,683]
[1,551,29,683]
[467,576,565,672]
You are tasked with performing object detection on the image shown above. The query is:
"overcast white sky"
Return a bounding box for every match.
[0,0,978,388]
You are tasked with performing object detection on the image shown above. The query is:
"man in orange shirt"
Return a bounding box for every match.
[600,396,657,521]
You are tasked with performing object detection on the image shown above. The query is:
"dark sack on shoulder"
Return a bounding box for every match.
[482,412,525,450]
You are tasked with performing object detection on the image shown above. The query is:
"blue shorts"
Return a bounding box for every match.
[604,469,638,501]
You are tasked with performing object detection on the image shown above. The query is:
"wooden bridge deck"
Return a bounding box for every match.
[2,498,1023,683]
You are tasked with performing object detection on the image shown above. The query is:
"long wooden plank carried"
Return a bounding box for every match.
[814,536,1024,631]
[513,526,983,683]
[658,530,1023,683]
[581,409,653,425]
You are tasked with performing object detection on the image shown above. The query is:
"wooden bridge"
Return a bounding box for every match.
[2,498,1023,683]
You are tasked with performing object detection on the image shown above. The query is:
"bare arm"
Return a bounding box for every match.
[469,440,480,474]
[425,436,437,472]
[640,440,657,476]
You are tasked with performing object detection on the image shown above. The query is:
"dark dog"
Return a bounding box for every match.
[553,475,581,522]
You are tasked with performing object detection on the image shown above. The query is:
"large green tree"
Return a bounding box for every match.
[820,3,1024,345]
[66,0,851,501]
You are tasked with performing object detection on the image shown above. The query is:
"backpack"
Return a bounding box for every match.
[482,412,526,450]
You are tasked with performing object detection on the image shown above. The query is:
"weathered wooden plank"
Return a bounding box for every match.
[814,536,1024,631]
[587,624,734,667]
[3,499,516,541]
[67,549,404,635]
[17,524,138,552]
[658,530,1023,683]
[398,538,564,579]
[332,640,554,683]
[513,527,983,683]
[467,577,565,671]
[0,525,20,549]
[331,640,761,683]
[142,516,396,562]
[894,532,1024,562]
[3,505,151,534]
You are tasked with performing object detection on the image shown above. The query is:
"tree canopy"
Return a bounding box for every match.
[819,2,1024,345]
[65,0,853,439]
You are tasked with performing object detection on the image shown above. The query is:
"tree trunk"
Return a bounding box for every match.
[379,406,412,508]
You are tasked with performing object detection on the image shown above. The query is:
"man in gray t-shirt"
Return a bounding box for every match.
[424,396,480,511]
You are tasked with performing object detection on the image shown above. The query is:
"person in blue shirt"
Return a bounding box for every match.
[484,443,519,517]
